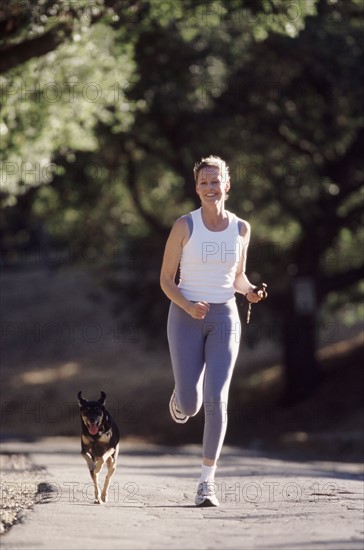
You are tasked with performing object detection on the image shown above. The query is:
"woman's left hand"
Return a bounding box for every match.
[245,290,261,303]
[246,283,268,303]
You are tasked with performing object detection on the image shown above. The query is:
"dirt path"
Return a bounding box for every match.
[0,438,363,550]
[0,453,46,535]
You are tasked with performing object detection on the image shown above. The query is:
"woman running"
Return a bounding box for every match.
[160,155,267,507]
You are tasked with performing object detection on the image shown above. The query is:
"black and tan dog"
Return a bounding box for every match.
[77,391,120,504]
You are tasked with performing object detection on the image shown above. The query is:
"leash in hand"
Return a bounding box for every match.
[247,302,252,324]
[246,283,268,324]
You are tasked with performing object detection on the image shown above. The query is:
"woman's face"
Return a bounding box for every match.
[196,166,230,205]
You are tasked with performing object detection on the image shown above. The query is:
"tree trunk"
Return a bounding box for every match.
[282,277,321,404]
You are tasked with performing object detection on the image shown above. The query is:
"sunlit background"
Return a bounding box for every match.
[1,0,363,462]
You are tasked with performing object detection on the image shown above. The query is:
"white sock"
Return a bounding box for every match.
[200,464,217,484]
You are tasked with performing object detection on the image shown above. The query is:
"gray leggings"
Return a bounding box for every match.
[167,300,241,461]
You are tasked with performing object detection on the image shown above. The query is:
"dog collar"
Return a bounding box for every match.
[97,426,111,437]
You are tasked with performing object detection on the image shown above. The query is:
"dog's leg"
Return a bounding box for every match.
[101,446,118,503]
[82,452,96,474]
[81,452,102,503]
[92,459,105,504]
[101,447,115,462]
[91,447,117,504]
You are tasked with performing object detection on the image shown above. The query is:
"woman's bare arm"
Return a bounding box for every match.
[234,220,261,303]
[160,218,210,319]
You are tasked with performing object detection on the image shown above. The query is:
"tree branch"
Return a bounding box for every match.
[0,22,73,73]
[339,202,364,229]
[318,126,364,204]
[0,0,143,74]
[319,264,364,296]
[125,156,168,236]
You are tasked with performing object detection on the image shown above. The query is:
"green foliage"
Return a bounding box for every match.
[1,0,363,326]
[1,21,135,196]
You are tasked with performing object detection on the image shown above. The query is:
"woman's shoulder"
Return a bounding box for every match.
[228,212,251,238]
[172,213,194,239]
[176,208,201,229]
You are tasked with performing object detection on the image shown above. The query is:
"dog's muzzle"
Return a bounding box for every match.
[87,422,99,435]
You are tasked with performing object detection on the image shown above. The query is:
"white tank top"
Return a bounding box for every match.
[178,208,244,303]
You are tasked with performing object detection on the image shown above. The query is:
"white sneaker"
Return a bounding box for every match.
[169,389,189,424]
[195,481,219,507]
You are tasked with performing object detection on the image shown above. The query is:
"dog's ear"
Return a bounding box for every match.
[99,391,106,405]
[78,391,87,407]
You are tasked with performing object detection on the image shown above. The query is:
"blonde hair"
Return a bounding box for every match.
[193,155,230,184]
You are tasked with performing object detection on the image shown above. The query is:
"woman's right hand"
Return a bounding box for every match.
[187,301,210,319]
